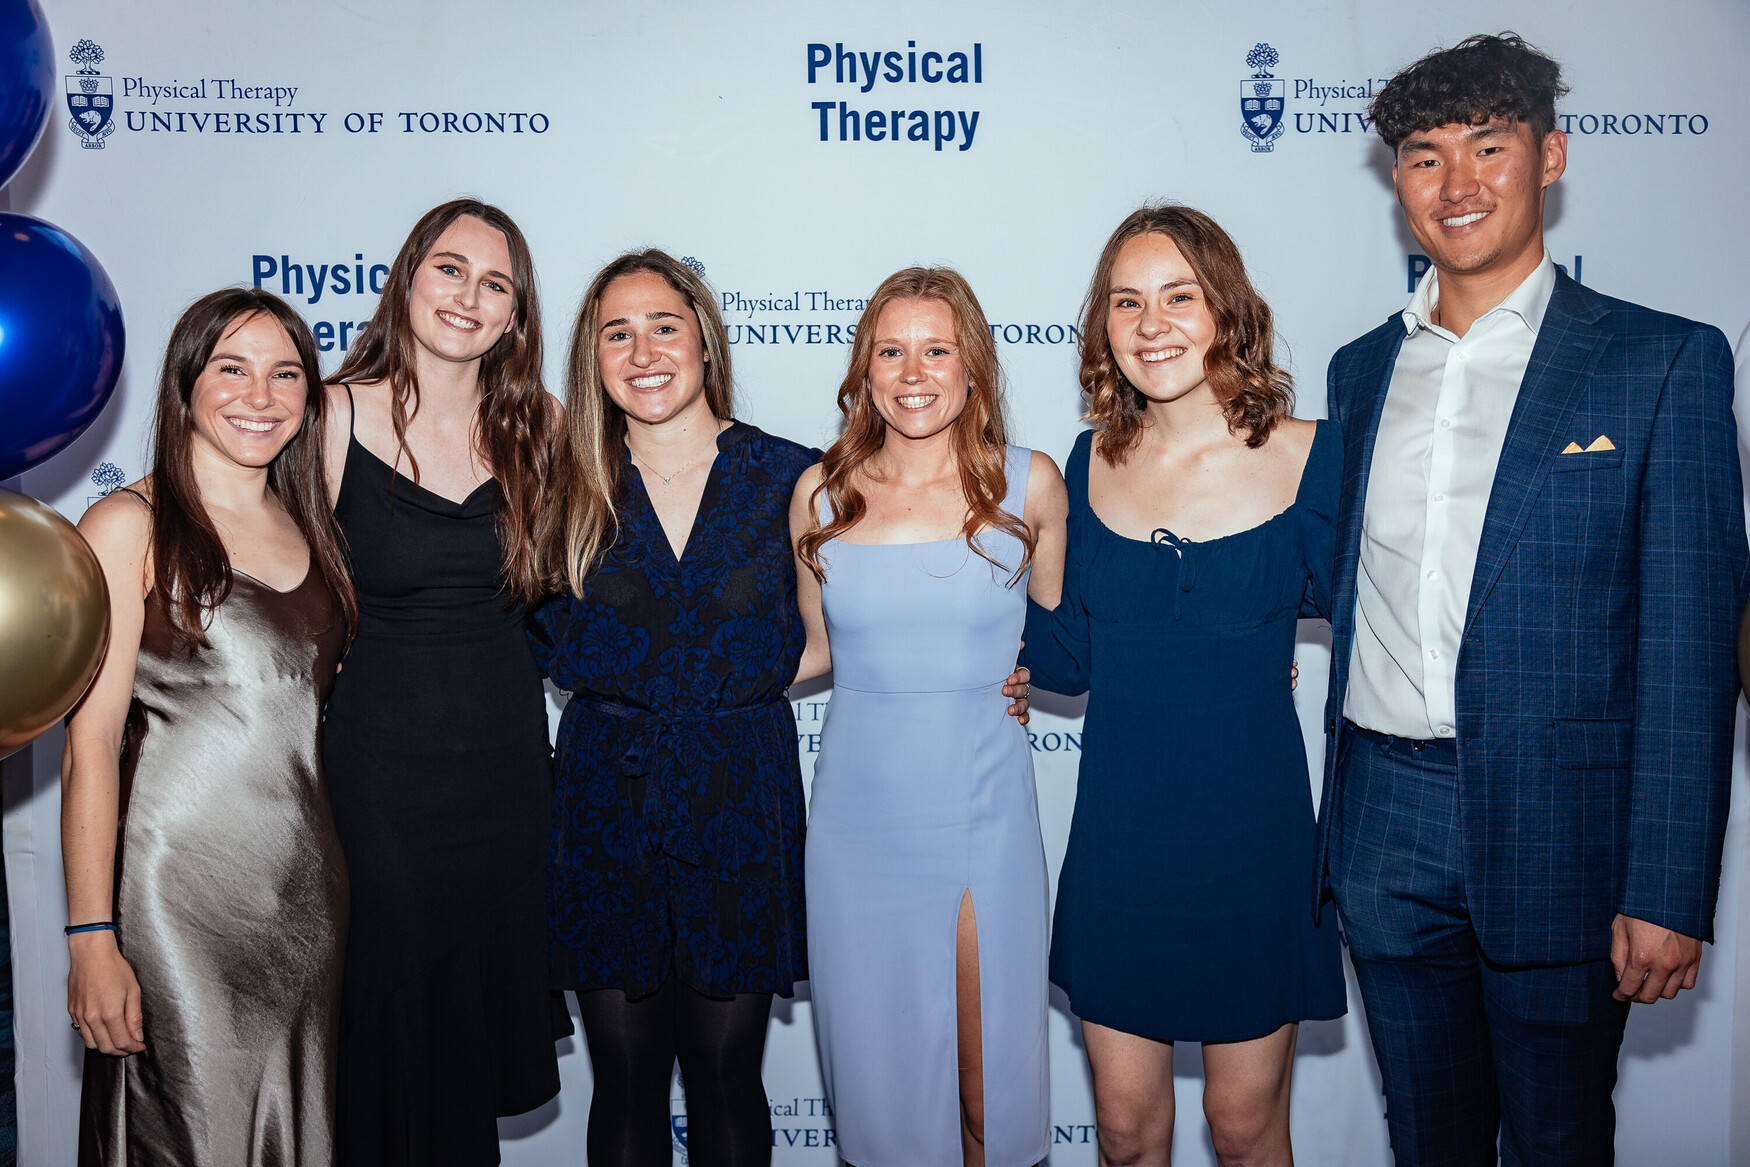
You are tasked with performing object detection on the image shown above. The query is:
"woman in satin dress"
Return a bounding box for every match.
[63,288,357,1166]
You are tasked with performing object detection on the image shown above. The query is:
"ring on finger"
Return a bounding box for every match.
[70,1020,80,1031]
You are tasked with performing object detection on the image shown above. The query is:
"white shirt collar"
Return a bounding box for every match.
[1402,252,1557,340]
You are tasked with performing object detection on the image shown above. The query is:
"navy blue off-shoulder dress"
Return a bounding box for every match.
[529,422,816,999]
[1022,421,1346,1042]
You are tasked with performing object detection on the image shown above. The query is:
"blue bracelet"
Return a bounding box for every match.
[64,922,116,936]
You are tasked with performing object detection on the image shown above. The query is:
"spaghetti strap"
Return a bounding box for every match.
[343,383,357,440]
[115,485,154,512]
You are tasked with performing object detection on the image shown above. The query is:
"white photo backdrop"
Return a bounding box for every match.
[5,1,1749,1162]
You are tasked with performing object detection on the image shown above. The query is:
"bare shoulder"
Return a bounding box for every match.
[332,377,387,422]
[323,380,354,434]
[77,483,154,573]
[1024,449,1068,520]
[542,391,565,425]
[1027,448,1066,489]
[791,462,826,523]
[794,461,825,497]
[1270,416,1319,460]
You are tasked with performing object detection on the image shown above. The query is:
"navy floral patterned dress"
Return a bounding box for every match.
[529,421,817,1000]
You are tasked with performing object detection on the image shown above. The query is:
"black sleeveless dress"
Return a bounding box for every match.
[324,413,559,1166]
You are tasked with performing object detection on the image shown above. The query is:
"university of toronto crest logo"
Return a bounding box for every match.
[1241,43,1285,152]
[670,1087,690,1162]
[65,39,115,149]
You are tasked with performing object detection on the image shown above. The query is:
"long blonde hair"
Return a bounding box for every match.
[796,267,1032,584]
[554,250,735,594]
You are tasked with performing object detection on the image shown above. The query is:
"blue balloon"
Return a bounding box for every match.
[0,214,125,480]
[0,0,53,190]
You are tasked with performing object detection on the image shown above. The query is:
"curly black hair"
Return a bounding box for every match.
[1370,33,1569,153]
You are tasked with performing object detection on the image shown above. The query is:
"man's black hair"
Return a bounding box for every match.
[1370,33,1569,153]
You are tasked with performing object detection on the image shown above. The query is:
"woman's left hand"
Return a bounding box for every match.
[1003,666,1031,726]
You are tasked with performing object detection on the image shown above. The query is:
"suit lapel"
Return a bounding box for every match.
[1462,274,1610,637]
[1331,325,1405,663]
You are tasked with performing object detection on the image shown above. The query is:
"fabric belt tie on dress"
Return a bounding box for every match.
[579,695,786,869]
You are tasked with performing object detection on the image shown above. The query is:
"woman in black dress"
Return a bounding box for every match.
[320,199,563,1166]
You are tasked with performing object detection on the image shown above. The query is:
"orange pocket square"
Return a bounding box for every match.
[1561,436,1616,454]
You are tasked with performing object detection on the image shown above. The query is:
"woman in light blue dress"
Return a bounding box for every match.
[790,267,1068,1167]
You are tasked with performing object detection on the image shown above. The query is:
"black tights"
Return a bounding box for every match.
[576,981,774,1167]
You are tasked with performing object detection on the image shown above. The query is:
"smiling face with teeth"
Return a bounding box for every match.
[188,311,308,471]
[1106,232,1218,411]
[596,271,714,428]
[1393,117,1566,294]
[406,214,518,367]
[866,297,972,445]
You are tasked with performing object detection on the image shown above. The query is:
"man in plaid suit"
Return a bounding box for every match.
[1318,33,1748,1166]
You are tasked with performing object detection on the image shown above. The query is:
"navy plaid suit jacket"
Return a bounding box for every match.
[1317,271,1749,966]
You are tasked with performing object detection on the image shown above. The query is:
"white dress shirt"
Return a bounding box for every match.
[1344,254,1557,740]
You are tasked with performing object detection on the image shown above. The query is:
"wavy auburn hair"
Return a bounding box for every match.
[555,249,736,594]
[797,267,1032,584]
[147,288,357,647]
[1080,204,1293,463]
[330,198,558,602]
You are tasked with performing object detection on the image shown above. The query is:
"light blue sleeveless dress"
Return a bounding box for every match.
[807,445,1050,1167]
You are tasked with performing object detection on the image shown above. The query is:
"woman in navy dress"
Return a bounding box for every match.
[530,250,815,1166]
[1022,205,1345,1167]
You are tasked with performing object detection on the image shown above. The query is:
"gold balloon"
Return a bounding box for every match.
[0,488,111,759]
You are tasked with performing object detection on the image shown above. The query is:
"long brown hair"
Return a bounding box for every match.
[331,198,557,602]
[796,267,1032,584]
[1080,204,1293,462]
[147,288,357,647]
[554,249,735,594]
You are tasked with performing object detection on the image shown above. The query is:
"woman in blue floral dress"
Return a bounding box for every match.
[529,250,818,1166]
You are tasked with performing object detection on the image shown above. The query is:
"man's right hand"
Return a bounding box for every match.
[68,931,146,1054]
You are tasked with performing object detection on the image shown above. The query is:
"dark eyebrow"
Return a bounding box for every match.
[1400,121,1513,156]
[432,250,514,286]
[207,352,303,370]
[1109,278,1197,296]
[1467,123,1514,142]
[599,310,683,332]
